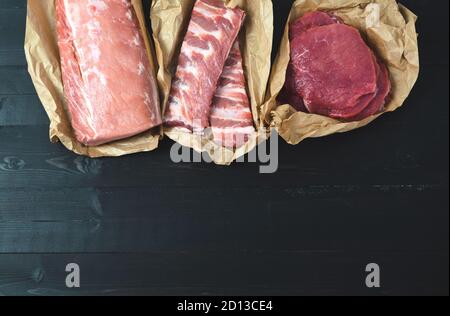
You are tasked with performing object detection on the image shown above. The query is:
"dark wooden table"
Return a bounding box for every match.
[0,0,448,296]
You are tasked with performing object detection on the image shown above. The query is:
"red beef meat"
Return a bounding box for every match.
[278,63,307,112]
[282,11,391,121]
[347,60,391,121]
[280,11,340,112]
[289,11,341,40]
[290,23,379,119]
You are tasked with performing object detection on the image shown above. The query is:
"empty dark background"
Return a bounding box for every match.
[0,0,448,296]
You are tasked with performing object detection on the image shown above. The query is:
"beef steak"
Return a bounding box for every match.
[289,11,341,40]
[282,11,391,121]
[291,23,379,119]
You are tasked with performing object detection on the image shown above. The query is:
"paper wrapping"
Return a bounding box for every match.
[262,0,420,145]
[151,0,274,165]
[24,0,162,157]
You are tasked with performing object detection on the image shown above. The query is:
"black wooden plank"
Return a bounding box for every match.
[0,0,27,10]
[0,66,35,95]
[0,0,448,297]
[0,252,447,296]
[0,123,448,189]
[0,49,26,67]
[0,8,26,65]
[0,185,448,253]
[0,1,27,66]
[0,130,447,189]
[0,94,48,125]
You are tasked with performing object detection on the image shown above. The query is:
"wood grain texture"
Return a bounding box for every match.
[0,95,49,125]
[0,5,26,67]
[0,66,36,95]
[0,253,448,296]
[0,0,448,296]
[0,112,447,188]
[0,186,448,253]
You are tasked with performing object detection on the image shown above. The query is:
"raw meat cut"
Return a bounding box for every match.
[278,63,307,112]
[289,11,341,40]
[281,11,391,121]
[291,24,378,119]
[164,0,246,133]
[280,11,340,112]
[347,60,391,121]
[210,41,255,148]
[56,0,162,146]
